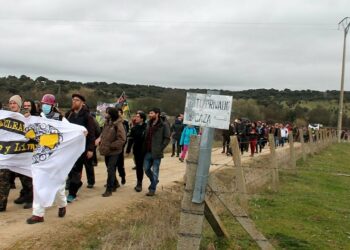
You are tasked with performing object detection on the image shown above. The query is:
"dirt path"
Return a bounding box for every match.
[0,147,273,249]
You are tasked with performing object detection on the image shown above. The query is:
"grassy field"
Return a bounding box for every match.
[246,143,350,250]
[10,143,350,250]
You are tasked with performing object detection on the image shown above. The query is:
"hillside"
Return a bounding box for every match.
[1,75,349,127]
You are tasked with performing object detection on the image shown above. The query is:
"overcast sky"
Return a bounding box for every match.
[0,0,349,91]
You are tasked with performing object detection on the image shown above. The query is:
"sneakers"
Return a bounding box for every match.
[102,190,112,197]
[146,191,155,196]
[67,195,76,203]
[179,158,184,162]
[132,166,137,170]
[27,215,44,224]
[23,202,32,209]
[14,196,26,204]
[58,207,66,218]
[87,184,94,189]
[171,153,175,157]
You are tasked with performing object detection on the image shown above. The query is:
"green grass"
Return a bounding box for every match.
[200,143,350,249]
[247,143,350,249]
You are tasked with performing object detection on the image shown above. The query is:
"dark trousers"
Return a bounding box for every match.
[105,154,120,190]
[134,151,145,184]
[84,157,95,185]
[9,171,16,186]
[116,147,126,178]
[222,135,231,153]
[68,154,85,197]
[18,174,33,202]
[172,139,181,156]
[0,169,11,210]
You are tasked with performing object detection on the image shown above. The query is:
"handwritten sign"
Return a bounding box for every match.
[184,92,232,129]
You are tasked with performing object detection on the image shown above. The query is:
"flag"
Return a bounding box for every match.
[0,111,86,207]
[117,91,126,105]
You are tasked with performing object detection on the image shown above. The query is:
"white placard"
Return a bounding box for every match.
[184,92,233,129]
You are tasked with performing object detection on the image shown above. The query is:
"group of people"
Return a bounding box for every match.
[221,119,294,157]
[0,93,171,225]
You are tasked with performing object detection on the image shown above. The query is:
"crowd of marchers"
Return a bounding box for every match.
[0,95,346,226]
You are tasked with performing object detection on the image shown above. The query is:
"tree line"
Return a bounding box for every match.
[0,75,349,127]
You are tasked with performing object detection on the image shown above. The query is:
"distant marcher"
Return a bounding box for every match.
[179,125,197,162]
[126,111,147,192]
[248,122,258,157]
[143,108,170,196]
[235,119,248,155]
[170,114,184,157]
[221,123,235,156]
[96,107,126,197]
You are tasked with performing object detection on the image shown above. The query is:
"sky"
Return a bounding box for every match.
[0,0,349,91]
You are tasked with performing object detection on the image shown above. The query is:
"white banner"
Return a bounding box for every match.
[0,111,86,207]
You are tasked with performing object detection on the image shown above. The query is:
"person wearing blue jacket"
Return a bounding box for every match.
[179,125,197,162]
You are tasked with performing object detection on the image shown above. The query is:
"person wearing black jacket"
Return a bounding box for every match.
[65,93,96,203]
[126,111,147,192]
[170,115,184,157]
[143,108,170,196]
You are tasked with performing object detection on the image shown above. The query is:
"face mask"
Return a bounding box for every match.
[42,104,52,115]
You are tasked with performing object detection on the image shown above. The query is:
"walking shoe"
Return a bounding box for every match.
[87,184,94,189]
[112,186,117,192]
[58,207,66,218]
[67,195,76,203]
[14,196,26,204]
[146,191,155,196]
[132,166,137,170]
[134,183,142,192]
[26,215,44,224]
[121,177,126,185]
[23,202,32,209]
[0,207,6,212]
[102,190,112,197]
[179,158,184,162]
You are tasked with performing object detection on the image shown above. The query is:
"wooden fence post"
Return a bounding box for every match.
[308,128,314,154]
[288,132,297,174]
[299,129,306,161]
[231,136,248,209]
[268,134,279,191]
[178,136,204,250]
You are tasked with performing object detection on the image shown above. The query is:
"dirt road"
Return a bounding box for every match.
[0,147,271,249]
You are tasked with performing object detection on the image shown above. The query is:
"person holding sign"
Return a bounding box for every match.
[26,94,67,224]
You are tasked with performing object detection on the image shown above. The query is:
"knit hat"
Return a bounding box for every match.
[72,93,86,102]
[9,95,22,108]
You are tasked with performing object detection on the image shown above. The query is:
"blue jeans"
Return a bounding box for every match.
[143,152,161,192]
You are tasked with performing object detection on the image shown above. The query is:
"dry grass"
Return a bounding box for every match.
[8,187,183,250]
